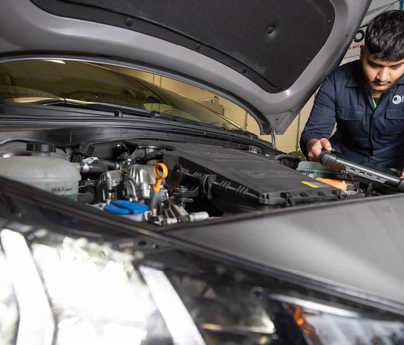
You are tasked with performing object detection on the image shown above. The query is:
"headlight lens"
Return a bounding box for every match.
[0,247,18,345]
[167,270,404,345]
[31,236,165,345]
[1,227,404,345]
[0,229,175,345]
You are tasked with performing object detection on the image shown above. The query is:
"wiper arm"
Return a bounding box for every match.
[39,98,229,128]
[38,99,212,126]
[4,97,256,138]
[51,99,257,138]
[39,98,156,118]
[223,127,258,138]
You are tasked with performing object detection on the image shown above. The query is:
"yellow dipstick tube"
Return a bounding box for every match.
[153,162,168,193]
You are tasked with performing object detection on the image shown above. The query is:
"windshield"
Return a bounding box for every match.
[0,59,255,132]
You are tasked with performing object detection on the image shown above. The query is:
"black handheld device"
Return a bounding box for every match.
[319,151,404,192]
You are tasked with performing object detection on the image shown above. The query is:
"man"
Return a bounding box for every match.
[300,10,404,173]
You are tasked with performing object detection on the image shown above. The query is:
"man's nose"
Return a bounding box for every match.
[376,67,389,82]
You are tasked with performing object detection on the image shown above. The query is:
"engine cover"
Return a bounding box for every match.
[168,144,340,209]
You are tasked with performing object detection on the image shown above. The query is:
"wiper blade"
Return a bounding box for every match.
[38,98,156,118]
[37,99,211,126]
[223,127,258,138]
[37,98,232,129]
[3,97,256,138]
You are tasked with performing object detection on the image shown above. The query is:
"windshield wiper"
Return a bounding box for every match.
[53,100,256,138]
[223,127,258,138]
[36,98,215,126]
[37,98,239,130]
[38,98,157,118]
[3,97,255,138]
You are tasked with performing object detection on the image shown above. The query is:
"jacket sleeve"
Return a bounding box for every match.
[300,74,337,156]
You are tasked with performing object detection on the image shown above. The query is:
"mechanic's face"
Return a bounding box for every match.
[360,47,404,97]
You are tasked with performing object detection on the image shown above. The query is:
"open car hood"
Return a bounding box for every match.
[0,0,370,133]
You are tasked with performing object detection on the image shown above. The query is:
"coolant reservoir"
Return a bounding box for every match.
[0,144,81,199]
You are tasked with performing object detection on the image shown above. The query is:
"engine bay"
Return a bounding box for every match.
[0,136,402,227]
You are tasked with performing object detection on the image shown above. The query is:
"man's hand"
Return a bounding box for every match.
[306,138,332,161]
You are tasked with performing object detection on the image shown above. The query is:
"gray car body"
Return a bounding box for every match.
[0,0,370,134]
[171,194,404,312]
[2,0,402,312]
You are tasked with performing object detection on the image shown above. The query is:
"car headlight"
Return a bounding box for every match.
[1,227,404,345]
[0,246,18,345]
[0,229,177,345]
[166,270,404,345]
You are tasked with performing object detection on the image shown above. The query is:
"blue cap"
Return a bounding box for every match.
[104,200,149,215]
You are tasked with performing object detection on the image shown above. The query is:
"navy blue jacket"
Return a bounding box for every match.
[300,60,404,170]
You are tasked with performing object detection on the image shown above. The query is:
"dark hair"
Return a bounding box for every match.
[365,10,404,61]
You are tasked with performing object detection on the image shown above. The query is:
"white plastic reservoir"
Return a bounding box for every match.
[0,156,81,199]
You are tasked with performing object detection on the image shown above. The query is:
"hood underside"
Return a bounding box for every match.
[0,0,370,133]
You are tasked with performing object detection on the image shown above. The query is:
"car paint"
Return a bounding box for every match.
[0,0,371,133]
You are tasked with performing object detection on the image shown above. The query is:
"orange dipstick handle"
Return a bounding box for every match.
[152,162,168,193]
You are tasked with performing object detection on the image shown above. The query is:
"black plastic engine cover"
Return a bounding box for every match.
[168,144,340,208]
